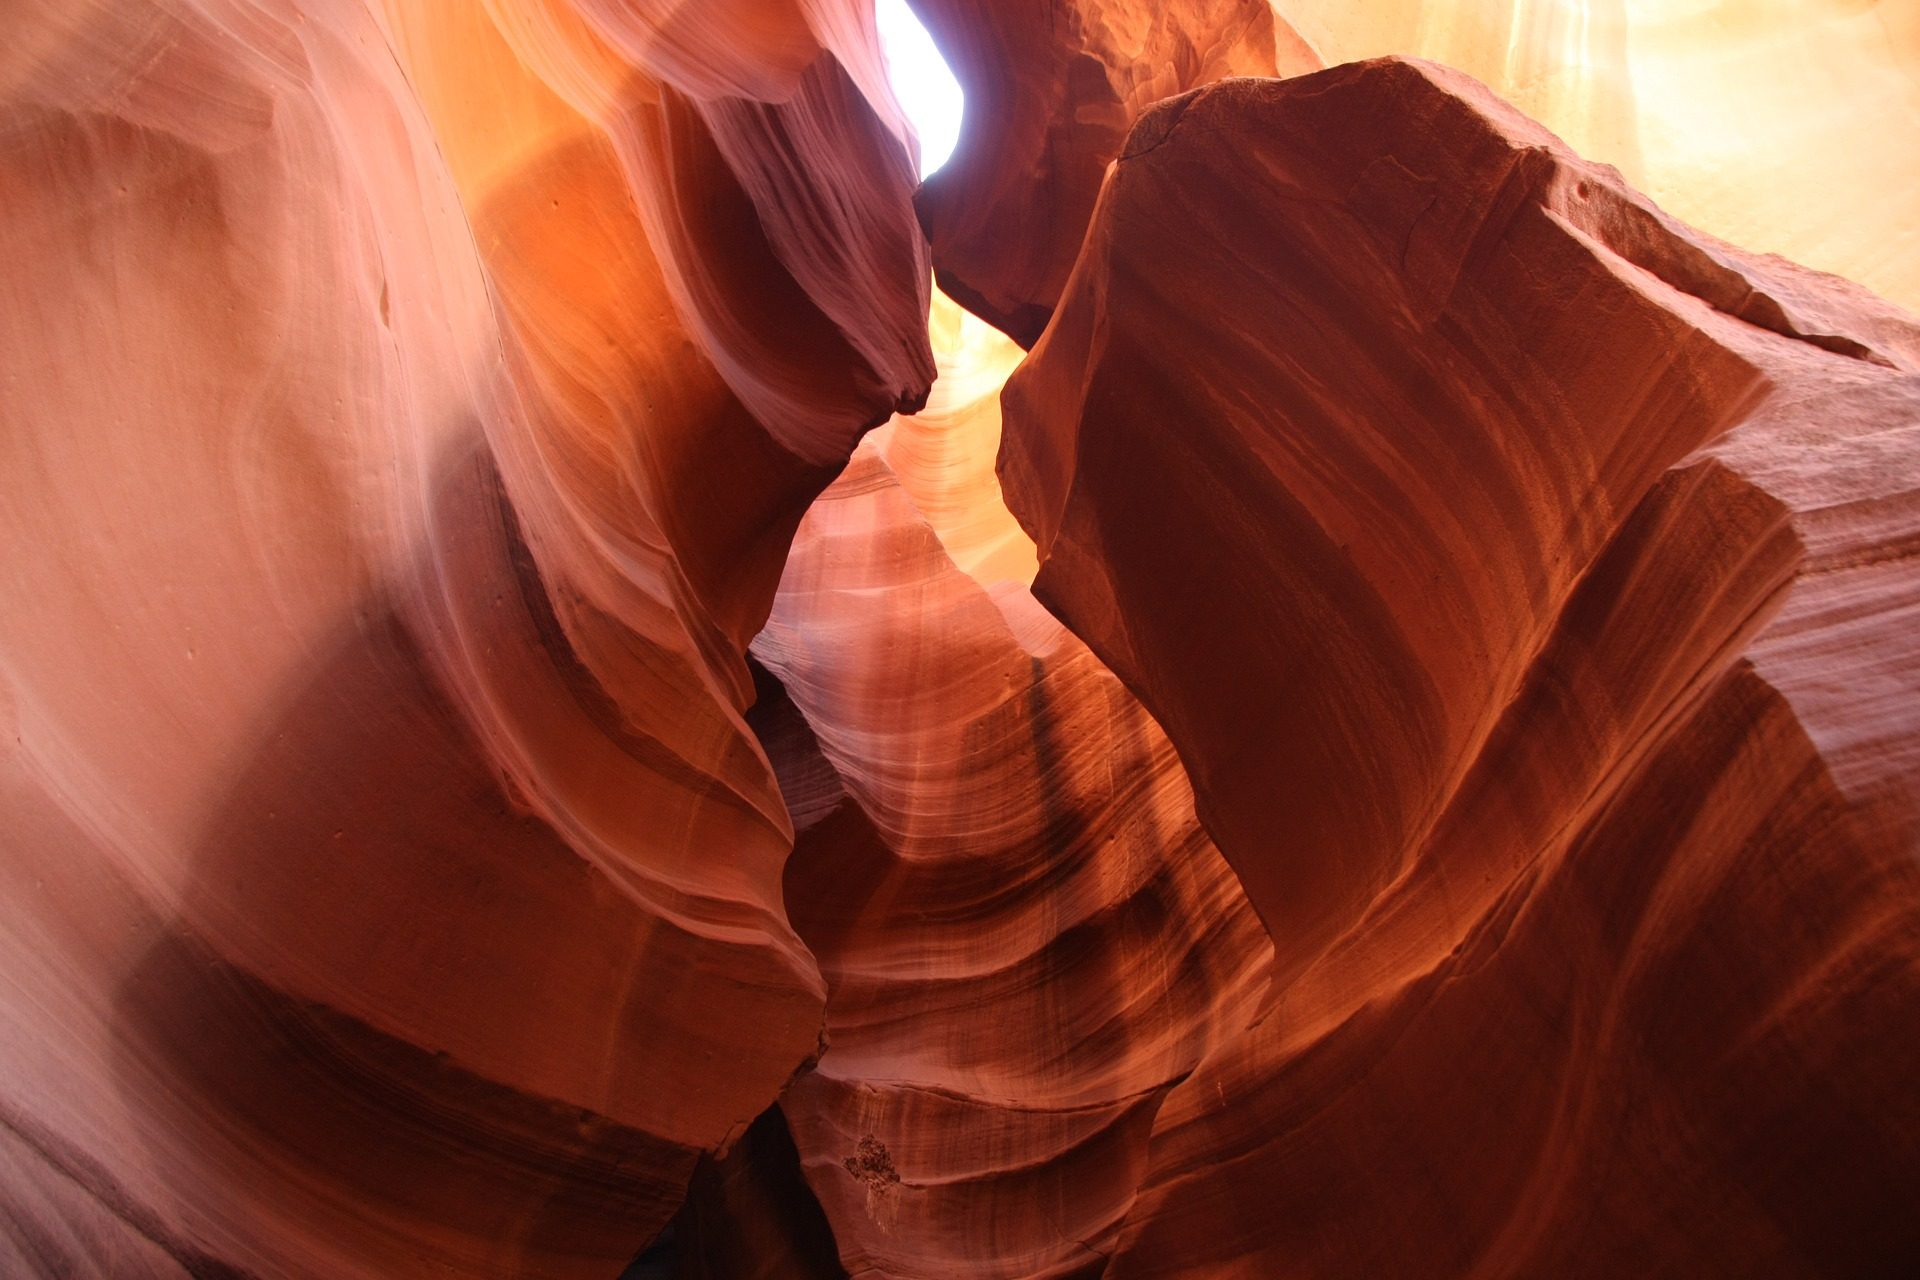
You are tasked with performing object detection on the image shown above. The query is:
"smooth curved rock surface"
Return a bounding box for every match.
[912,0,1920,334]
[5,0,1919,1275]
[869,286,1037,587]
[1000,56,1920,1275]
[0,0,929,1274]
[752,447,1271,1276]
[400,0,936,461]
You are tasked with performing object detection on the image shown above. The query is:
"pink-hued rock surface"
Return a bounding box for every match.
[1,2,1917,1278]
[1,0,923,1274]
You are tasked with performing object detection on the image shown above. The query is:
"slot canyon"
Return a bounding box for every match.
[2,1,1918,1276]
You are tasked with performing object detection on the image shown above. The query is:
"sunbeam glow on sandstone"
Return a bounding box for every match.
[876,0,963,177]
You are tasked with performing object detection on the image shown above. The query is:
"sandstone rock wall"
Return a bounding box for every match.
[2,3,1916,1277]
[1000,56,1920,1275]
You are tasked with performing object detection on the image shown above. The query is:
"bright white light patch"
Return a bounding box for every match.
[876,0,964,178]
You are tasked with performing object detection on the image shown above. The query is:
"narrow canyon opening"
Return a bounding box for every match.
[876,0,965,178]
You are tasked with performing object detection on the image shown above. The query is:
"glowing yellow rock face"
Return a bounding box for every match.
[1269,0,1920,312]
[870,286,1037,590]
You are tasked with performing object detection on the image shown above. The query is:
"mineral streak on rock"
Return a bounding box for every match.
[999,56,1920,1275]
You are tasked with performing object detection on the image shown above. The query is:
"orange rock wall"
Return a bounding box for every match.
[3,2,1918,1277]
[1,0,926,1274]
[754,446,1270,1275]
[999,57,1920,1275]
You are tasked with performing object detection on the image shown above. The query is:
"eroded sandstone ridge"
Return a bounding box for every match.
[1001,57,1920,1275]
[752,446,1270,1276]
[1,2,1917,1278]
[1,0,925,1274]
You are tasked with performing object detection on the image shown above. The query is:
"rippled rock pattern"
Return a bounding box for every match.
[753,446,1270,1276]
[1,0,924,1274]
[2,3,1917,1279]
[1001,56,1920,1275]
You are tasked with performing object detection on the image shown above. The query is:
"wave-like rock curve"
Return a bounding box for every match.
[3,2,1918,1276]
[752,446,1270,1276]
[1000,56,1920,1275]
[0,0,929,1273]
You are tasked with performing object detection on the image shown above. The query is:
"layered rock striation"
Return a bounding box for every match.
[1,3,1917,1278]
[1000,56,1920,1274]
[1,0,927,1274]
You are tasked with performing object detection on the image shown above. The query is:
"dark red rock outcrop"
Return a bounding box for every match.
[999,56,1920,1274]
[911,0,1319,345]
[669,1104,847,1280]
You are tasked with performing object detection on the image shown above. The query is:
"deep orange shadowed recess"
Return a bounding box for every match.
[1,1,1916,1277]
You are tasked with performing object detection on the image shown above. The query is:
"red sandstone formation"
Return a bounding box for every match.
[912,0,1319,345]
[1000,56,1920,1274]
[1,0,923,1274]
[753,446,1269,1276]
[2,2,1918,1278]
